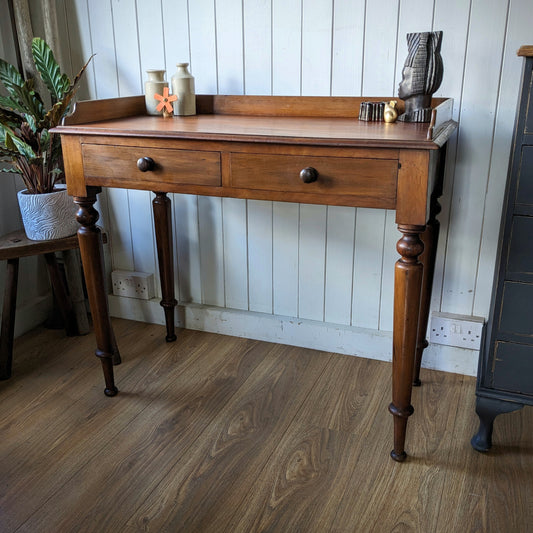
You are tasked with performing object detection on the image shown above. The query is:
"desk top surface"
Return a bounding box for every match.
[55,95,456,150]
[60,114,435,148]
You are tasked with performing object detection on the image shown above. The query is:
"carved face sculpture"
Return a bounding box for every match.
[398,67,415,100]
[397,31,443,122]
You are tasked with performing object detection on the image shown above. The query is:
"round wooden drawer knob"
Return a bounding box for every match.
[300,167,318,183]
[137,157,155,172]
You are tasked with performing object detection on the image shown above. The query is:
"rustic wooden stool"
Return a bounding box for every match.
[0,230,93,380]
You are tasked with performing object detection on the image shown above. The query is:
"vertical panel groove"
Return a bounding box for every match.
[133,0,142,92]
[241,0,246,94]
[436,0,473,311]
[246,199,250,310]
[323,205,329,321]
[471,0,511,316]
[391,0,401,95]
[329,0,335,97]
[349,209,357,326]
[213,0,219,94]
[360,0,366,95]
[299,0,303,96]
[108,0,120,95]
[83,0,97,97]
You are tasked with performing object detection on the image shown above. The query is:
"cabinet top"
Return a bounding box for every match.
[518,46,533,57]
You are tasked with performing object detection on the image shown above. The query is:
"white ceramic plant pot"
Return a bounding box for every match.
[17,184,79,240]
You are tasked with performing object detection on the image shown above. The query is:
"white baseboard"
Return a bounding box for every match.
[108,296,480,376]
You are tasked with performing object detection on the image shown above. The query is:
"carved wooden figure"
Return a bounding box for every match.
[398,31,443,123]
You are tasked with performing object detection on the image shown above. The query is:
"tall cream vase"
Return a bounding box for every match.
[171,63,196,116]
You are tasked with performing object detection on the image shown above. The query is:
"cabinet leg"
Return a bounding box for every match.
[0,258,19,380]
[471,396,523,452]
[74,187,119,397]
[153,191,177,342]
[389,225,424,461]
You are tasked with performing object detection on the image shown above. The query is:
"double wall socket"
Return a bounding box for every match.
[111,270,155,300]
[430,312,484,350]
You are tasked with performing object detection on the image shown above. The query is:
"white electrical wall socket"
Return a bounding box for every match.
[111,270,155,300]
[429,312,484,350]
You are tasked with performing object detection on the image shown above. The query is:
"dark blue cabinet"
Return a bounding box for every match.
[472,47,533,452]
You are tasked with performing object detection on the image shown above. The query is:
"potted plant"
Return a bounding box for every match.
[0,38,91,240]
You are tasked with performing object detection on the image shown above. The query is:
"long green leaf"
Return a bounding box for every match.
[23,113,37,133]
[16,79,45,119]
[0,106,22,127]
[31,38,70,101]
[0,94,26,114]
[5,130,37,160]
[3,129,16,151]
[0,144,18,158]
[0,58,24,98]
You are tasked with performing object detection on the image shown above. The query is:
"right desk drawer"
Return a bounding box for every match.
[229,153,398,204]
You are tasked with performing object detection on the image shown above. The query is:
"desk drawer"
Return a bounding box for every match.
[230,153,398,200]
[82,144,221,187]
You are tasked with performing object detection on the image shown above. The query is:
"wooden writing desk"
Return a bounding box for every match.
[55,95,456,461]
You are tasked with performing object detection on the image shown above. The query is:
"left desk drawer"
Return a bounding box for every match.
[81,143,221,187]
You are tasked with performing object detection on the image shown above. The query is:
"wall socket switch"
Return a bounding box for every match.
[430,312,484,350]
[111,270,155,300]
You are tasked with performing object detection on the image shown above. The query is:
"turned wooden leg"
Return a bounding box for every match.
[389,224,424,461]
[413,209,440,386]
[44,252,78,337]
[153,191,177,342]
[0,258,19,380]
[413,148,445,386]
[471,396,523,452]
[74,187,120,396]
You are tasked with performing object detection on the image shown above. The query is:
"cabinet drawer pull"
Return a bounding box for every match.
[137,157,155,172]
[299,166,318,183]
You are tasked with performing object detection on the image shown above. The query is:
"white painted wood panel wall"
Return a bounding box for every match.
[0,0,52,336]
[2,0,530,373]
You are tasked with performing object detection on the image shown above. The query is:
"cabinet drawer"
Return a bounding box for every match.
[230,153,397,202]
[499,281,533,338]
[515,146,533,205]
[493,341,533,395]
[82,144,221,187]
[508,216,533,277]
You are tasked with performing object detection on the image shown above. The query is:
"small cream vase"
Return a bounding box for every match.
[144,70,168,116]
[171,63,196,116]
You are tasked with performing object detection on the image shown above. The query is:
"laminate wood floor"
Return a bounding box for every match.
[1,319,532,532]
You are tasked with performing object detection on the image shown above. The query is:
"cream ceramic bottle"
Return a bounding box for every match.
[171,63,196,116]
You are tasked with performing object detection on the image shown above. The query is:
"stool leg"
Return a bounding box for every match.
[1,258,19,380]
[44,252,78,337]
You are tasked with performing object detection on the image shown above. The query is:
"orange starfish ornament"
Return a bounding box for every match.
[154,87,177,114]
